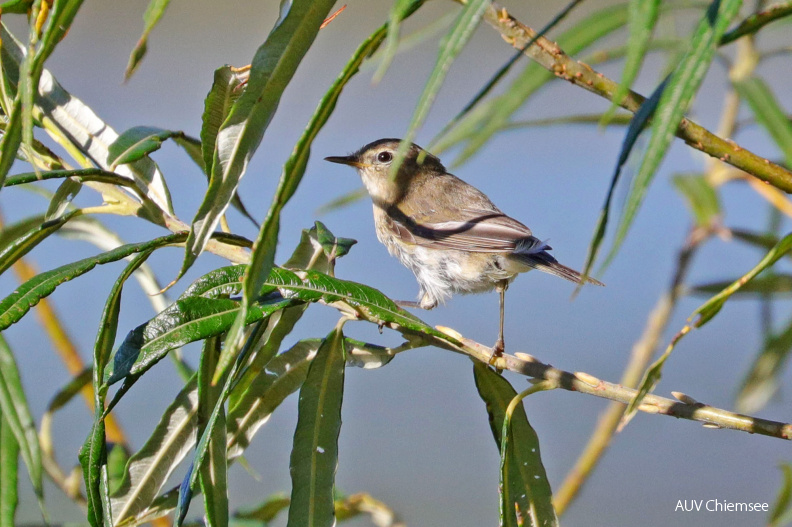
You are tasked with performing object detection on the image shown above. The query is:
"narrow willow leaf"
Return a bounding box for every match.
[436,4,630,164]
[623,231,792,425]
[364,12,455,74]
[0,232,185,332]
[0,411,19,527]
[0,210,80,276]
[734,76,792,167]
[79,414,109,527]
[227,339,321,458]
[691,274,792,296]
[736,314,792,413]
[372,0,416,83]
[392,0,489,176]
[124,0,172,81]
[200,66,249,177]
[720,3,792,45]
[603,0,661,122]
[4,168,144,196]
[578,77,669,286]
[0,335,45,517]
[180,0,336,280]
[197,338,229,527]
[110,376,198,524]
[770,464,792,527]
[108,126,184,169]
[0,24,174,213]
[286,324,347,527]
[473,363,557,527]
[45,178,82,221]
[221,0,424,378]
[603,0,742,272]
[235,494,290,522]
[315,187,368,215]
[672,173,721,228]
[0,0,33,14]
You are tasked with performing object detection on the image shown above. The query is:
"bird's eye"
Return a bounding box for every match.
[377,151,393,163]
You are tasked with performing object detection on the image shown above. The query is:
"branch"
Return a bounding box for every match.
[480,2,792,193]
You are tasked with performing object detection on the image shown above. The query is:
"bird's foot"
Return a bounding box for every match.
[488,338,505,367]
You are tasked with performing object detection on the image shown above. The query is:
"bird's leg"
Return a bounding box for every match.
[489,280,509,365]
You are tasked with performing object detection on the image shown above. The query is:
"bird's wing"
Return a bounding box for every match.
[383,208,552,254]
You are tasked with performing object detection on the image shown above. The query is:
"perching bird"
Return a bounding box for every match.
[325,138,603,356]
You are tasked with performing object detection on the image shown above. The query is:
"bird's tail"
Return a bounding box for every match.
[518,252,605,286]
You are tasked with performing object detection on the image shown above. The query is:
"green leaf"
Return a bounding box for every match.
[197,337,229,527]
[603,0,661,123]
[235,494,290,522]
[473,363,557,527]
[0,212,78,275]
[180,0,337,280]
[672,173,721,228]
[124,0,172,81]
[45,178,82,221]
[227,339,321,458]
[200,65,249,177]
[110,377,198,525]
[720,3,792,45]
[0,409,19,527]
[434,4,630,163]
[0,0,33,14]
[392,0,489,175]
[736,313,792,413]
[108,126,184,169]
[623,231,792,425]
[691,274,792,296]
[734,76,792,167]
[770,463,792,527]
[0,335,46,520]
[372,0,416,83]
[0,232,185,332]
[79,415,110,527]
[286,324,347,527]
[603,0,742,272]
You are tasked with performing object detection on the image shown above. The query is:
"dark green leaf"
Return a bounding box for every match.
[180,0,336,280]
[392,0,489,176]
[286,325,347,527]
[108,126,184,168]
[0,335,45,519]
[734,76,792,167]
[0,0,33,14]
[198,337,229,527]
[0,211,80,276]
[672,173,721,228]
[603,0,742,271]
[125,0,172,81]
[0,232,185,332]
[0,409,19,527]
[199,65,249,177]
[691,274,792,296]
[473,363,557,527]
[79,415,110,527]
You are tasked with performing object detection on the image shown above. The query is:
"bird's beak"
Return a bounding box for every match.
[325,155,365,168]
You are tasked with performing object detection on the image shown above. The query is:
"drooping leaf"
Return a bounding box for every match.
[79,415,110,527]
[372,0,417,83]
[200,65,250,178]
[734,76,792,167]
[603,0,661,123]
[473,363,557,527]
[124,0,172,81]
[179,0,336,280]
[392,0,489,176]
[602,0,742,272]
[736,313,792,413]
[690,274,792,297]
[0,409,19,527]
[110,376,198,524]
[432,4,631,162]
[234,494,291,522]
[623,231,792,426]
[286,324,347,527]
[672,173,721,228]
[108,126,185,169]
[0,232,185,332]
[0,211,79,275]
[0,335,46,519]
[197,337,229,527]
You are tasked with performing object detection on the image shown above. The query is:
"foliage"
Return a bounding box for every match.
[0,1,791,526]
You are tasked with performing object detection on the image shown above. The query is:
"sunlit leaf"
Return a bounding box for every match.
[734,76,792,167]
[124,0,172,81]
[108,126,184,169]
[286,324,347,527]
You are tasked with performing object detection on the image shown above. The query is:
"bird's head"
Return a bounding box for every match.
[325,138,445,205]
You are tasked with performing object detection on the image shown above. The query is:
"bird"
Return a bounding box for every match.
[325,138,603,358]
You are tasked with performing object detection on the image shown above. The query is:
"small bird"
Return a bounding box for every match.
[325,138,603,357]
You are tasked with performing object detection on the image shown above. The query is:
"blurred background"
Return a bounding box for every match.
[1,0,791,525]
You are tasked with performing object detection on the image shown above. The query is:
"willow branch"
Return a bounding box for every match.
[480,2,792,193]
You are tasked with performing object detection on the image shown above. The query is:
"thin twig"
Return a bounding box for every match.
[479,2,792,193]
